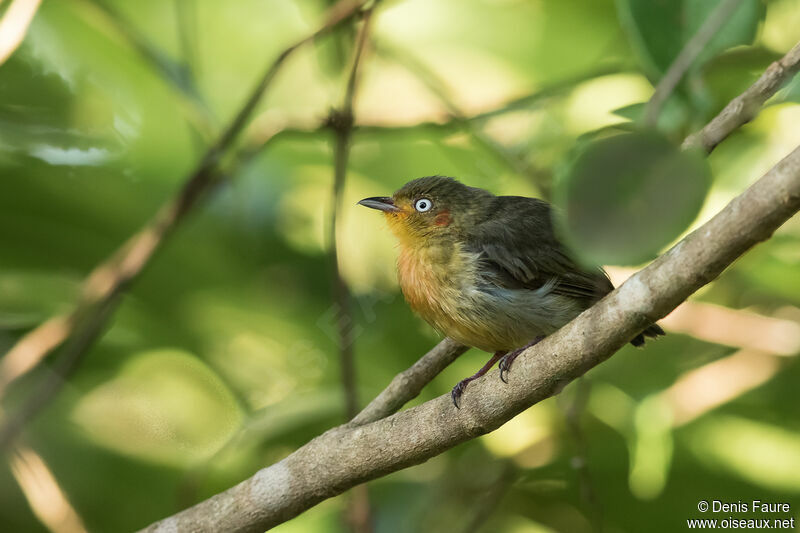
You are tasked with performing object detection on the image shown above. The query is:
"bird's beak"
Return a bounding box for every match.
[357,196,401,213]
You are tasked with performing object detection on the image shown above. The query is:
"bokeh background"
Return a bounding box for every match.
[1,0,800,532]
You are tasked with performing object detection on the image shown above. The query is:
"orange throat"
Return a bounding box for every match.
[395,240,468,326]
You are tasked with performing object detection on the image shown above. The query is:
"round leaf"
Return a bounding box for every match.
[555,131,711,265]
[618,0,764,79]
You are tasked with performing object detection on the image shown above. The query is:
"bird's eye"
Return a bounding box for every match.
[414,198,433,212]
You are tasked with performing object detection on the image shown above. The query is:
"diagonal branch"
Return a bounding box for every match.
[0,0,368,419]
[644,0,745,127]
[349,337,467,426]
[341,41,800,429]
[683,39,800,153]
[140,143,800,533]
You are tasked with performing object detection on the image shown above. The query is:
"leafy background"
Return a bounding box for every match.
[1,0,799,532]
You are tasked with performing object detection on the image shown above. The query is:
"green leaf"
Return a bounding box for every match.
[612,96,690,135]
[617,0,764,80]
[555,131,711,265]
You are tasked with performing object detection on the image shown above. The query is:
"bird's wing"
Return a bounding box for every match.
[465,196,613,303]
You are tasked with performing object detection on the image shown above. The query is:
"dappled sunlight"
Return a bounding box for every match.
[688,416,800,493]
[587,381,635,433]
[181,290,327,409]
[664,349,782,427]
[2,0,799,530]
[356,59,449,125]
[504,516,558,533]
[761,0,800,52]
[276,164,402,292]
[629,395,673,500]
[662,301,800,356]
[564,74,653,134]
[10,445,87,533]
[71,349,243,467]
[482,401,558,468]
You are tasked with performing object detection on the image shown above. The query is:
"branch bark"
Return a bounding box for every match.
[683,39,800,153]
[349,337,467,426]
[140,142,800,532]
[342,40,800,431]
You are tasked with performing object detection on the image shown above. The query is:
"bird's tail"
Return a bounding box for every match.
[630,323,665,347]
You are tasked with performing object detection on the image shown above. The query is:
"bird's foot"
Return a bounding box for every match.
[499,336,545,383]
[451,379,471,409]
[451,351,505,408]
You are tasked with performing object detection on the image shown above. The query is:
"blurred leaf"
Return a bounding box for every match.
[612,96,691,135]
[555,131,711,265]
[617,0,764,80]
[0,271,80,330]
[687,415,800,492]
[775,71,800,104]
[702,46,782,112]
[71,349,243,467]
[628,395,673,499]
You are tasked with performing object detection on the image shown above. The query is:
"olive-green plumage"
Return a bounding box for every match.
[359,176,663,406]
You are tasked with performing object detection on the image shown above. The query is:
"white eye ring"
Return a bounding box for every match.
[414,198,433,212]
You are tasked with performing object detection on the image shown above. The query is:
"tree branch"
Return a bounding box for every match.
[140,142,800,532]
[328,7,374,421]
[349,337,467,426]
[644,0,745,127]
[341,43,800,430]
[326,9,376,533]
[683,39,800,153]
[0,0,368,422]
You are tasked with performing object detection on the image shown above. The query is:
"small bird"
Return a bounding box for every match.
[359,176,663,407]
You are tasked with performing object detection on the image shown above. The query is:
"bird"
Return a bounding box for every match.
[358,176,664,408]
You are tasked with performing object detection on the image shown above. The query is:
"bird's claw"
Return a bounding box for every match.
[451,381,467,409]
[498,337,544,383]
[498,351,517,383]
[499,362,509,383]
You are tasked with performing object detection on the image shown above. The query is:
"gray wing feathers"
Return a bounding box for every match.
[468,196,613,305]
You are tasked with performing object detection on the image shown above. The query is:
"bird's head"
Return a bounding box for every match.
[358,176,494,247]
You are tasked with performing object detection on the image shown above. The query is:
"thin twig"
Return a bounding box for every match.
[327,9,376,533]
[349,337,468,426]
[74,0,216,141]
[10,443,89,533]
[683,39,800,153]
[0,0,368,431]
[328,8,374,421]
[0,0,42,66]
[0,292,121,450]
[644,0,745,127]
[173,0,205,152]
[174,0,200,79]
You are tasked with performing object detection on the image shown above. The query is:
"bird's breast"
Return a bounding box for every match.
[397,241,582,352]
[397,243,471,324]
